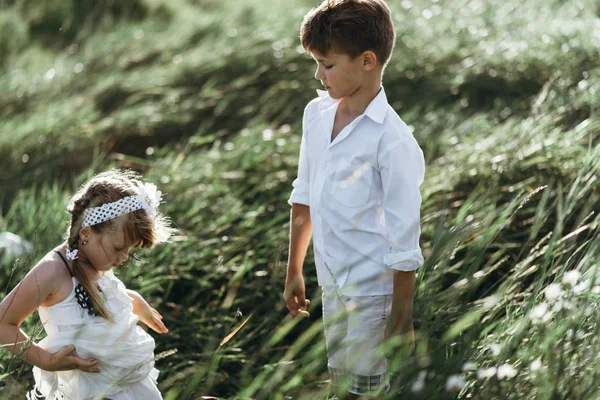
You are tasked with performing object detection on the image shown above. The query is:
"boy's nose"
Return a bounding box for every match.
[314,65,324,80]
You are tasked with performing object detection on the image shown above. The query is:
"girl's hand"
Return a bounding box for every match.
[139,306,168,334]
[128,290,168,334]
[48,345,100,373]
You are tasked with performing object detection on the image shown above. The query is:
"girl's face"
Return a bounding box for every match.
[80,216,133,272]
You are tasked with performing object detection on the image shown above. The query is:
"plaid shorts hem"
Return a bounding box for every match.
[329,367,390,396]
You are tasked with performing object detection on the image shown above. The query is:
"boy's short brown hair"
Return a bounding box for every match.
[300,0,396,66]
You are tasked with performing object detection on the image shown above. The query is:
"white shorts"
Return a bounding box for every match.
[321,286,392,396]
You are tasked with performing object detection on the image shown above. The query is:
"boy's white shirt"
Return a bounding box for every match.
[289,87,425,296]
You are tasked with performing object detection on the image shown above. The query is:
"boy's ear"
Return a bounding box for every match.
[362,50,377,71]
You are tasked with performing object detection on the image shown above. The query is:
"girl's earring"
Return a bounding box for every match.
[82,240,88,246]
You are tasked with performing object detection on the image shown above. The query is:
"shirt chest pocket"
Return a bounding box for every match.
[329,159,373,208]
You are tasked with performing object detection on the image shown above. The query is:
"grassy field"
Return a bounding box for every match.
[0,0,598,398]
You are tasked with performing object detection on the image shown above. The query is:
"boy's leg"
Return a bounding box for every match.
[345,294,393,398]
[322,286,350,397]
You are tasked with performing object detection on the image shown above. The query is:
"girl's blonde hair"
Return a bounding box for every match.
[66,170,174,319]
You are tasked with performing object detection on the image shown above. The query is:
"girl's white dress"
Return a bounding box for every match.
[28,269,162,400]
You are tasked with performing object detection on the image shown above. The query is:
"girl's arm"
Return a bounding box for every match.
[125,290,168,334]
[0,261,99,372]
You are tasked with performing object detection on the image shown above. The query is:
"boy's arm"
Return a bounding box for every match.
[126,290,168,334]
[284,104,313,317]
[378,131,425,340]
[284,203,312,317]
[386,270,416,342]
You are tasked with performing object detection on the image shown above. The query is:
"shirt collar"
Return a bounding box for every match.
[315,87,389,124]
[315,89,341,113]
[363,86,388,124]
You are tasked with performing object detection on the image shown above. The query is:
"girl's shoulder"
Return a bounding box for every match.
[34,249,71,275]
[0,248,76,327]
[28,250,75,306]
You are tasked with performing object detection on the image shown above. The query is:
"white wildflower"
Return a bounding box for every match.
[530,358,542,372]
[573,280,590,294]
[262,128,274,141]
[490,344,501,356]
[44,68,56,81]
[497,364,517,379]
[542,312,553,323]
[411,371,427,393]
[585,306,594,316]
[552,299,568,313]
[445,374,466,392]
[462,361,477,372]
[530,303,548,323]
[484,295,500,309]
[477,367,497,379]
[544,284,563,300]
[454,278,468,288]
[562,270,581,286]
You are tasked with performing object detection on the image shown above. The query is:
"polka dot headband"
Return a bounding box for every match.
[81,180,162,228]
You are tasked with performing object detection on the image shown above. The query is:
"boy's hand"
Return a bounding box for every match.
[47,345,100,373]
[284,272,310,317]
[385,320,414,343]
[385,319,415,358]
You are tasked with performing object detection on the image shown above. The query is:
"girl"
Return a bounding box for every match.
[0,170,175,399]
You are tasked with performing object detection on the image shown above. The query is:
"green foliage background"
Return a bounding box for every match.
[0,0,598,398]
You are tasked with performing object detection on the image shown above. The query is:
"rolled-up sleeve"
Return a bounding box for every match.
[288,104,312,206]
[378,130,425,271]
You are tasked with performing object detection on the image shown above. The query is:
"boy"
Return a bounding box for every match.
[284,0,425,398]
